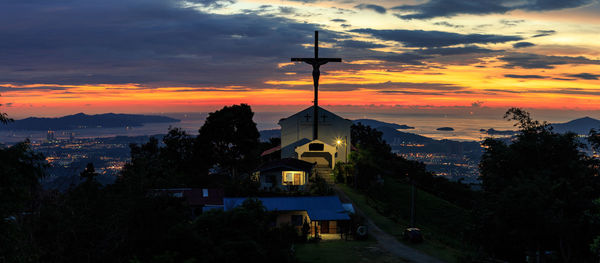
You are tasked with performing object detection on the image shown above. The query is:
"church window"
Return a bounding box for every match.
[309,143,324,151]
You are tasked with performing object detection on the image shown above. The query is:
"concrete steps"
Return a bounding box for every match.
[314,165,334,184]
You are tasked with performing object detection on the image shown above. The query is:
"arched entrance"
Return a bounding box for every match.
[295,140,337,168]
[300,151,333,167]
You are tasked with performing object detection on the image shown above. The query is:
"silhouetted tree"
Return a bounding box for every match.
[0,94,13,125]
[0,141,46,262]
[80,162,98,181]
[197,104,261,177]
[477,108,600,262]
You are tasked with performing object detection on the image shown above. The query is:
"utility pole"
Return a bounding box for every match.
[410,176,416,227]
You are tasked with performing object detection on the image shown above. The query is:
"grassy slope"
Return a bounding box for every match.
[295,237,408,263]
[339,180,475,263]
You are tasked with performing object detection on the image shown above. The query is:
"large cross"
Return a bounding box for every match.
[291,31,341,140]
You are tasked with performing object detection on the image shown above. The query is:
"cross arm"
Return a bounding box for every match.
[291,58,314,62]
[318,58,342,62]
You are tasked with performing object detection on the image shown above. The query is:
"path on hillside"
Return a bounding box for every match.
[334,185,446,263]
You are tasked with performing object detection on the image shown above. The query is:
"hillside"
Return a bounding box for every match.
[339,181,475,262]
[551,116,600,134]
[353,119,414,130]
[5,113,180,131]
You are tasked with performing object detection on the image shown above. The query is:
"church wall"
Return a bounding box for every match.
[279,107,351,163]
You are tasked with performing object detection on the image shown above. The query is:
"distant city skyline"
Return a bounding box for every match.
[1,0,599,117]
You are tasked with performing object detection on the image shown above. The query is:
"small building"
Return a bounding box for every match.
[279,106,351,169]
[254,158,314,191]
[152,188,224,216]
[224,196,351,236]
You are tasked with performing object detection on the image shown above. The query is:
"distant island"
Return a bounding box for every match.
[4,113,180,131]
[352,119,414,130]
[480,128,516,136]
[436,127,454,131]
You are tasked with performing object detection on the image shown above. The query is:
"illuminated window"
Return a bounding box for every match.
[282,171,305,185]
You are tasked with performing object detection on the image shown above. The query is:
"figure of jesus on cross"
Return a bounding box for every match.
[291,31,341,140]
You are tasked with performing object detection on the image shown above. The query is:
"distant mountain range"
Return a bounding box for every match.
[551,117,600,134]
[4,113,180,131]
[352,119,414,130]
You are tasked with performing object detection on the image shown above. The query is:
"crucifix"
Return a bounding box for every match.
[291,31,341,140]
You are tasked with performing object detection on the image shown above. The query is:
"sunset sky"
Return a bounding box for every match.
[1,0,599,118]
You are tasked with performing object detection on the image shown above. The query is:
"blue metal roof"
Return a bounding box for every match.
[224,196,350,221]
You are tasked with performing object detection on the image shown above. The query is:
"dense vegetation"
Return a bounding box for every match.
[3,105,600,262]
[336,122,479,261]
[338,108,600,262]
[0,104,298,263]
[476,108,600,262]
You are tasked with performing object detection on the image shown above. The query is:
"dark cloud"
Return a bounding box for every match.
[0,0,346,86]
[566,73,600,80]
[331,19,347,23]
[416,46,497,55]
[552,77,577,81]
[471,101,484,107]
[278,6,297,14]
[355,4,386,14]
[341,24,352,28]
[270,81,467,92]
[336,40,387,49]
[375,53,430,65]
[391,0,595,19]
[500,19,525,26]
[188,0,236,8]
[504,74,548,79]
[351,28,522,47]
[533,30,557,37]
[513,42,535,48]
[433,21,464,28]
[500,53,600,69]
[392,0,512,19]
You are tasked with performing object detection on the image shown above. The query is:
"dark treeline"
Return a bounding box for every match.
[3,105,600,262]
[336,108,600,262]
[0,104,298,263]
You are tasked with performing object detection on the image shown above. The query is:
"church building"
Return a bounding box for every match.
[255,31,351,191]
[279,106,351,169]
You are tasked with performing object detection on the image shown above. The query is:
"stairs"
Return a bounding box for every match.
[314,165,335,184]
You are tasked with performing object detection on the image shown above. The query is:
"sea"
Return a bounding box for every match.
[0,111,530,145]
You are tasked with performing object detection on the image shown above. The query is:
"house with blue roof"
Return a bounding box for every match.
[224,196,352,237]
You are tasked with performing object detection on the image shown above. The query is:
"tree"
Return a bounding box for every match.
[0,94,13,125]
[80,162,98,181]
[477,108,600,262]
[0,141,46,262]
[197,104,261,177]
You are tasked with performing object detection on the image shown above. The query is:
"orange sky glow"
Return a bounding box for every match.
[1,0,599,118]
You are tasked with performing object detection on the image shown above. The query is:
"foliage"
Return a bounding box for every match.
[80,162,98,181]
[0,141,46,262]
[0,95,14,125]
[349,122,478,208]
[120,105,262,194]
[0,104,281,262]
[309,175,334,196]
[477,108,600,262]
[338,184,472,262]
[0,141,46,219]
[197,104,261,177]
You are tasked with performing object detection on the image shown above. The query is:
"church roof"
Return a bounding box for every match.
[278,106,351,124]
[223,196,351,221]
